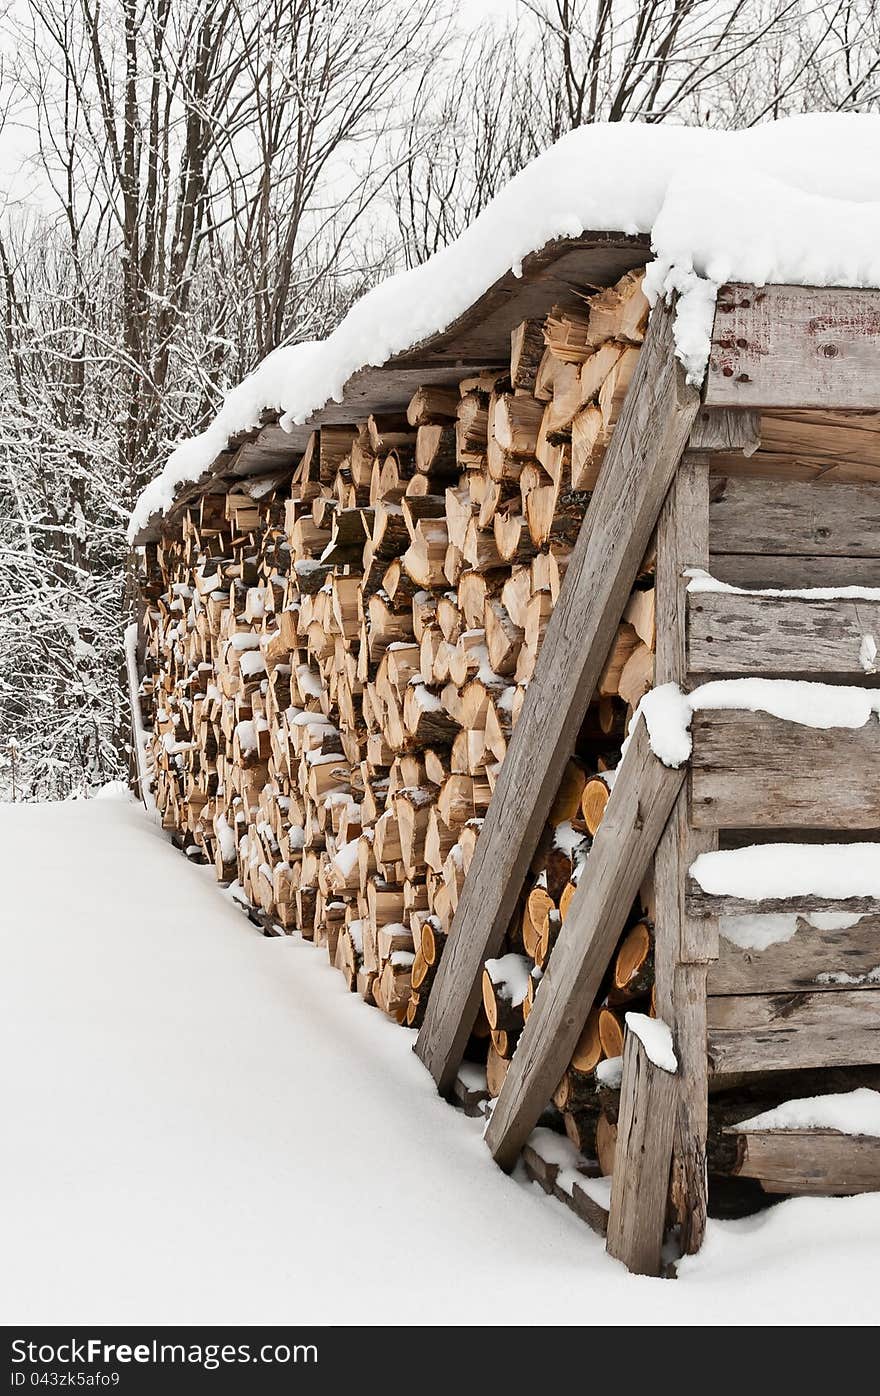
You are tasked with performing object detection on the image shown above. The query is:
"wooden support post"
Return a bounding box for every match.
[653,453,717,1256]
[484,715,686,1170]
[415,303,700,1094]
[606,1028,678,1276]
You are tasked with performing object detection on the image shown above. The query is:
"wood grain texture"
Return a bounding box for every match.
[416,303,699,1094]
[484,716,686,1169]
[687,882,880,920]
[690,711,880,829]
[709,914,880,995]
[687,408,760,454]
[605,1030,678,1276]
[759,409,880,467]
[688,592,880,677]
[707,988,880,1072]
[704,283,880,410]
[709,451,880,487]
[653,455,716,1256]
[708,553,880,590]
[709,475,880,558]
[728,1127,880,1194]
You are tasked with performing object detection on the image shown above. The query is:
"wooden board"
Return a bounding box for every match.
[759,409,880,467]
[710,410,880,487]
[653,453,716,1255]
[709,914,880,995]
[688,592,880,678]
[710,451,880,487]
[728,1127,880,1194]
[521,1145,608,1237]
[708,553,880,591]
[415,302,699,1094]
[687,409,759,454]
[690,712,880,829]
[483,716,686,1168]
[393,233,649,368]
[707,988,880,1072]
[605,1030,678,1276]
[688,881,880,921]
[705,284,880,410]
[709,475,880,558]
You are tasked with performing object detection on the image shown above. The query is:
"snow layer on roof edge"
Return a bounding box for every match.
[129,113,880,542]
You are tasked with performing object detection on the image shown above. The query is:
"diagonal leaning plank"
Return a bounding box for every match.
[484,715,687,1170]
[415,301,700,1094]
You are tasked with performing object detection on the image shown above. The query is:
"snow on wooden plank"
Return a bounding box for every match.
[709,912,880,996]
[605,1028,678,1277]
[728,1128,880,1195]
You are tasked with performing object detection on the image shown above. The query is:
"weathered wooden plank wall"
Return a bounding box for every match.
[709,914,880,995]
[688,593,880,678]
[690,712,880,828]
[704,284,880,410]
[708,475,880,558]
[707,988,880,1072]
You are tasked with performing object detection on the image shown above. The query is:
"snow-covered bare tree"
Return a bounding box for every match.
[2,0,878,800]
[0,0,448,799]
[393,0,880,259]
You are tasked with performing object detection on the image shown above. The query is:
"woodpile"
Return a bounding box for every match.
[137,268,658,1099]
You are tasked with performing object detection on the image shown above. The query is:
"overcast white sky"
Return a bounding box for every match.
[0,0,525,215]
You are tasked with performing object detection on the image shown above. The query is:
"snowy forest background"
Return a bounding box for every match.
[0,0,878,800]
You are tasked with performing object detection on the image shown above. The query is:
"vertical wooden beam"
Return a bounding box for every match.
[415,304,700,1094]
[653,454,718,1256]
[605,1029,678,1276]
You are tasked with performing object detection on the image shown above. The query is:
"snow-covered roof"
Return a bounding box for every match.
[129,113,880,543]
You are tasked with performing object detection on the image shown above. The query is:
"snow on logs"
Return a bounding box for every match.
[137,267,659,1130]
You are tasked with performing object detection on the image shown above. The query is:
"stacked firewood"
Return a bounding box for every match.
[138,268,654,1079]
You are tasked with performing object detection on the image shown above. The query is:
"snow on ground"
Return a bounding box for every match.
[129,113,880,540]
[2,790,879,1325]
